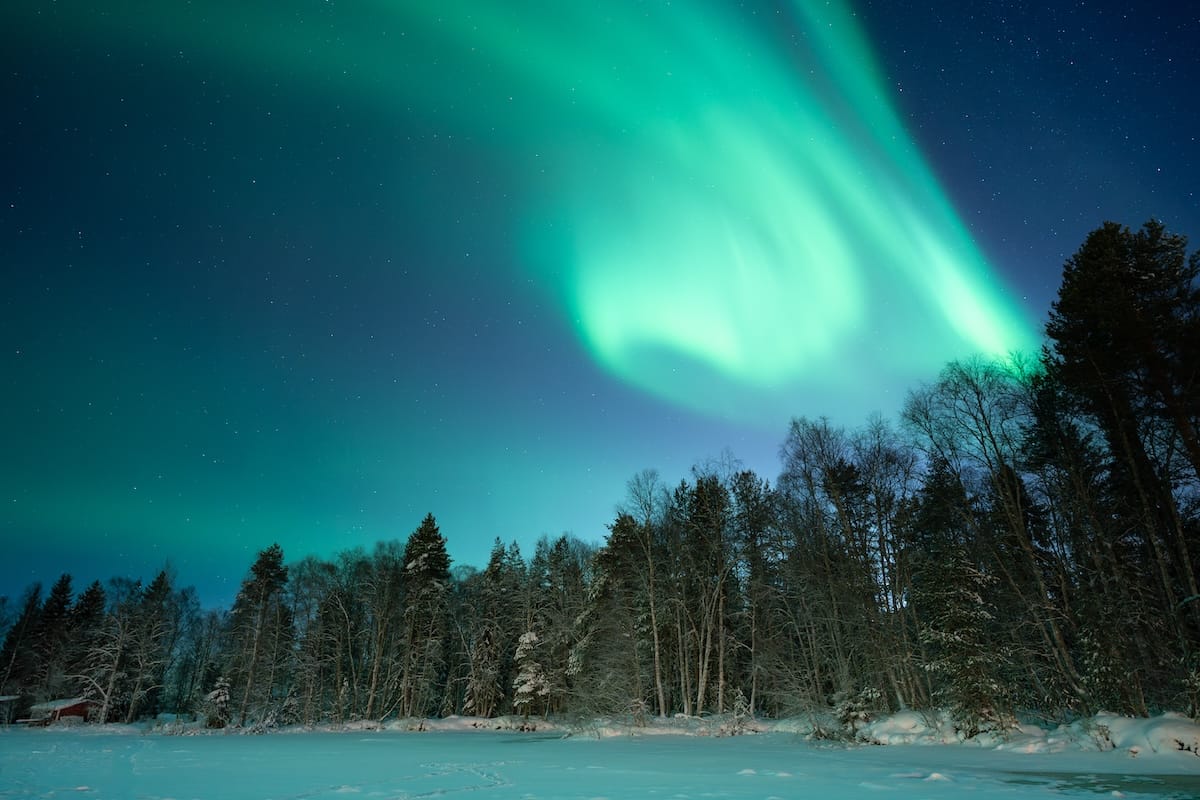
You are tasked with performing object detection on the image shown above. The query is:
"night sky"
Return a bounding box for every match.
[3,1,1197,607]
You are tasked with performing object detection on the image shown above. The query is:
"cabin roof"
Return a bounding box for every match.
[29,698,92,713]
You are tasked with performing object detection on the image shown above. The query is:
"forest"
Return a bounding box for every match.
[2,220,1198,735]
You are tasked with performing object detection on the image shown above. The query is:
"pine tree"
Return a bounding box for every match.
[227,544,292,727]
[729,469,805,718]
[512,630,547,719]
[399,514,451,718]
[204,675,231,728]
[525,535,593,715]
[32,574,73,699]
[906,460,1012,736]
[572,524,651,717]
[463,540,518,718]
[1048,220,1200,482]
[681,474,734,716]
[1046,220,1200,646]
[65,581,106,698]
[0,584,42,704]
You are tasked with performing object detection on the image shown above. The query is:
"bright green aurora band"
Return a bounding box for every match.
[25,0,1038,422]
[393,0,1039,418]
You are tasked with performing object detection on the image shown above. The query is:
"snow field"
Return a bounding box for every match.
[1,726,1198,800]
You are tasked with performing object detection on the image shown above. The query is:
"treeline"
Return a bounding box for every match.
[2,220,1198,733]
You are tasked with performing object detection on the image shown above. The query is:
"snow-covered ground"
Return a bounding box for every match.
[1,716,1198,800]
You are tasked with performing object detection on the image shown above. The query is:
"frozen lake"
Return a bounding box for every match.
[1,728,1197,799]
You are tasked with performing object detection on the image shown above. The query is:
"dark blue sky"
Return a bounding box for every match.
[2,0,1197,607]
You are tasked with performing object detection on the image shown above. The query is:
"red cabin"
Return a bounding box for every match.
[25,698,95,726]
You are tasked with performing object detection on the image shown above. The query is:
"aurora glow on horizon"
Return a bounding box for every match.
[3,0,1195,603]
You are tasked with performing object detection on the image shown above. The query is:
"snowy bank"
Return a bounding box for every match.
[11,706,1200,769]
[859,709,1200,762]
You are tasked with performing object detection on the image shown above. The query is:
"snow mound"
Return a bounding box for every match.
[1091,712,1200,757]
[863,710,951,745]
[859,709,1200,761]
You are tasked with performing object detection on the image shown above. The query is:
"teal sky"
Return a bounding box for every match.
[2,1,1196,605]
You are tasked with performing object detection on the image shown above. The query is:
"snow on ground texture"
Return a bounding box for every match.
[1,719,1199,800]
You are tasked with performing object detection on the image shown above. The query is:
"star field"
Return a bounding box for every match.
[2,0,1197,605]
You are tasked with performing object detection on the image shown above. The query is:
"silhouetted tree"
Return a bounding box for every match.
[0,584,42,705]
[227,544,292,726]
[399,514,451,718]
[1046,220,1200,648]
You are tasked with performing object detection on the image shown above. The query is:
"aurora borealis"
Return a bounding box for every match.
[3,1,1197,604]
[398,0,1040,415]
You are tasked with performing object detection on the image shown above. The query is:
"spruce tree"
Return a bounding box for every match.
[399,514,451,718]
[33,574,73,699]
[463,540,514,718]
[512,630,547,719]
[572,521,651,716]
[1046,220,1200,647]
[227,544,292,726]
[0,584,42,703]
[907,459,1012,735]
[65,581,106,697]
[1048,220,1200,482]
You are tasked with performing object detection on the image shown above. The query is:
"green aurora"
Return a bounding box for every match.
[10,0,1038,422]
[389,0,1041,415]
